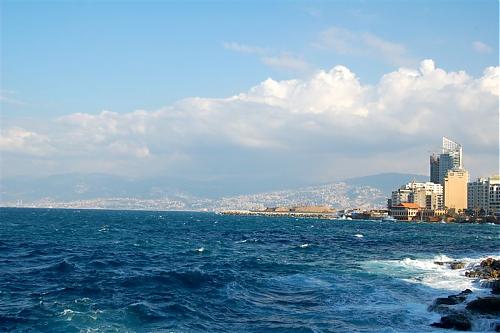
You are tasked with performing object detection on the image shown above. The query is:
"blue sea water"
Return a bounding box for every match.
[0,208,498,332]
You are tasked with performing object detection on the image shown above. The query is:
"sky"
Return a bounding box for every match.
[0,0,499,191]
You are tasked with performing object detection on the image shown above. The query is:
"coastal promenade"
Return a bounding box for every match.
[218,209,338,219]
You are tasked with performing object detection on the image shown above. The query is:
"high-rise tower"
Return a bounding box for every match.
[430,137,463,185]
[442,136,463,169]
[430,154,440,184]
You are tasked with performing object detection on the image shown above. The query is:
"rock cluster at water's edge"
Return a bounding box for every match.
[429,257,500,331]
[433,260,466,270]
[465,257,500,279]
[430,314,472,331]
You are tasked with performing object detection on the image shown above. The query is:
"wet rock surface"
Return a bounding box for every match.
[492,280,500,295]
[465,258,500,279]
[433,261,466,269]
[466,296,500,315]
[429,258,500,331]
[430,314,472,331]
[429,289,472,312]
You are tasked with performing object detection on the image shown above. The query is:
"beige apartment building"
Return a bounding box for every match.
[444,168,469,211]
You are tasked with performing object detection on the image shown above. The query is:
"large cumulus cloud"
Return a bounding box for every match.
[1,60,498,182]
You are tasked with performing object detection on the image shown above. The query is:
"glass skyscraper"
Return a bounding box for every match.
[430,137,463,185]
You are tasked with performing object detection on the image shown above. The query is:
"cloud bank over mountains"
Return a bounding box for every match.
[1,60,498,184]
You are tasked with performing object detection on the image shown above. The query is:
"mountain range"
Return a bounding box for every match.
[0,172,428,211]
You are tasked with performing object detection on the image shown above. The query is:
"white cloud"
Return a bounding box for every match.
[315,27,415,66]
[1,60,498,181]
[223,41,312,73]
[472,41,493,54]
[0,90,28,106]
[261,54,311,73]
[0,127,54,155]
[222,42,266,55]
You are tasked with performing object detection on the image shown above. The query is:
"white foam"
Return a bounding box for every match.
[235,239,248,244]
[472,318,500,332]
[354,234,364,238]
[98,225,109,232]
[196,247,205,253]
[363,254,500,295]
[300,243,310,248]
[60,309,78,321]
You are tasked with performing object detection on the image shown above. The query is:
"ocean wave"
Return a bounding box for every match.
[362,254,500,296]
[235,238,262,244]
[120,270,222,290]
[88,258,124,269]
[238,257,306,274]
[125,302,165,324]
[2,209,499,332]
[38,260,77,274]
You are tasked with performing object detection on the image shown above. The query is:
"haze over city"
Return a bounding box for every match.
[1,0,498,193]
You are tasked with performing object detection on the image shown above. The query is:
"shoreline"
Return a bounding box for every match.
[425,257,500,331]
[1,206,499,225]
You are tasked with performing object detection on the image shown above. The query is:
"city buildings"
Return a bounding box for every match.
[427,137,469,213]
[390,202,421,221]
[443,169,469,211]
[468,175,500,215]
[389,137,473,221]
[390,181,443,210]
[430,154,440,184]
[389,181,445,221]
[431,137,463,185]
[490,176,500,214]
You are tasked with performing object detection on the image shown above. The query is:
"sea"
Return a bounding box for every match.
[0,208,498,333]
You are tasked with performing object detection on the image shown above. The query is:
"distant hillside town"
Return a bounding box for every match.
[387,137,499,222]
[1,138,498,224]
[226,137,499,224]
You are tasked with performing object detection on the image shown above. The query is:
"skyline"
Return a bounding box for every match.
[1,0,499,191]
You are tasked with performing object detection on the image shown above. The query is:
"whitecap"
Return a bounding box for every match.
[354,234,364,238]
[235,239,248,244]
[60,309,78,321]
[196,247,205,253]
[300,243,310,248]
[74,297,91,303]
[363,254,500,294]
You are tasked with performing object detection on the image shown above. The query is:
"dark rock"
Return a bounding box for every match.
[481,258,500,270]
[480,279,500,294]
[492,280,500,295]
[466,296,500,315]
[430,314,471,331]
[465,264,500,279]
[433,261,466,269]
[450,261,466,270]
[429,290,472,311]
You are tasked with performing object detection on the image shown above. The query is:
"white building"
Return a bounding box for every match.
[490,176,500,214]
[390,181,443,210]
[468,177,489,213]
[469,175,500,214]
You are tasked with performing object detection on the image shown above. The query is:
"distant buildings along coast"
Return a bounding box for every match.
[388,137,499,222]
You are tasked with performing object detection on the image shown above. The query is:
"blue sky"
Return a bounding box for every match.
[2,0,497,116]
[0,1,498,189]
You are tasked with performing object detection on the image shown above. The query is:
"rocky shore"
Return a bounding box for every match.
[429,258,500,331]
